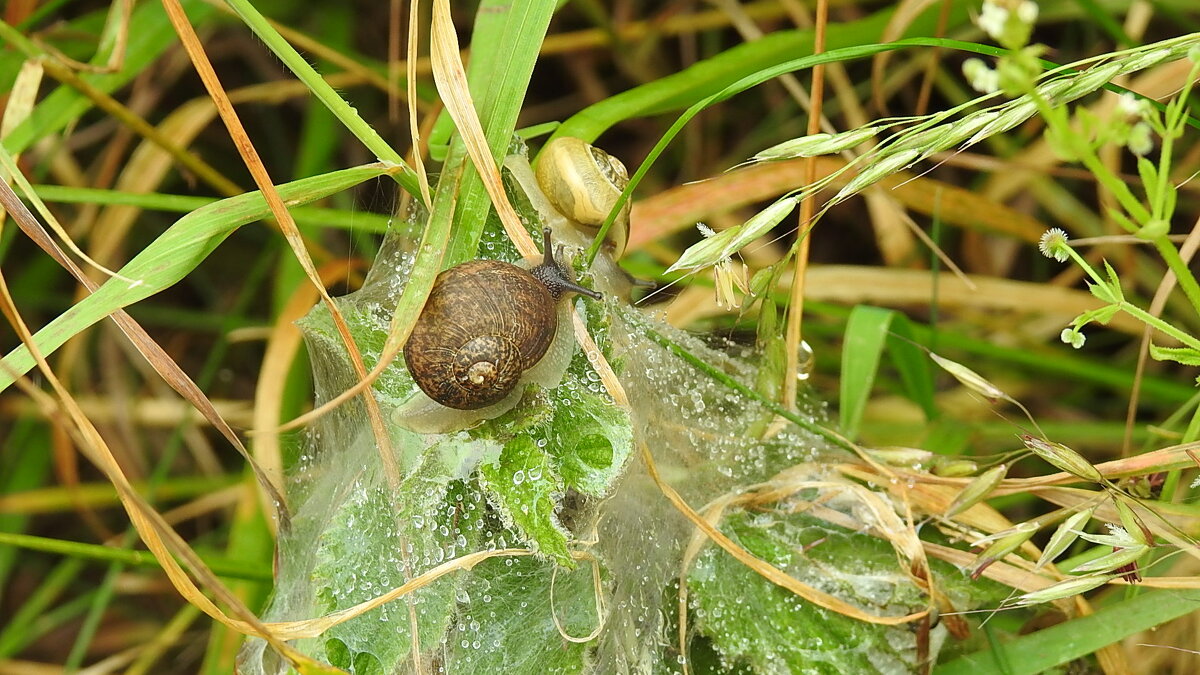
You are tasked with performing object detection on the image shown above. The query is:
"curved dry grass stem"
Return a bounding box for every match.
[406,0,433,208]
[161,2,431,668]
[0,261,321,669]
[251,261,361,526]
[259,548,607,639]
[162,0,398,489]
[550,553,607,643]
[640,440,930,627]
[0,151,138,285]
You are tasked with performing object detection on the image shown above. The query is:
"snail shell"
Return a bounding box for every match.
[535,137,631,258]
[403,229,600,411]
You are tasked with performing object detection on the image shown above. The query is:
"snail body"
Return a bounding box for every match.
[403,228,600,413]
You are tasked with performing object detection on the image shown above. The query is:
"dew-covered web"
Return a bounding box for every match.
[237,149,983,675]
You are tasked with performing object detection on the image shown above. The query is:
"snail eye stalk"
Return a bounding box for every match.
[533,227,602,300]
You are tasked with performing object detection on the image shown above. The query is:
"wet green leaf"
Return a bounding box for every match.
[480,436,571,565]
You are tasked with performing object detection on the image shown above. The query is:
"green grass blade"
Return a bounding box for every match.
[934,589,1200,674]
[221,0,421,199]
[440,0,559,266]
[0,0,216,155]
[0,532,271,582]
[30,184,392,232]
[0,164,396,392]
[840,305,894,440]
[554,4,971,142]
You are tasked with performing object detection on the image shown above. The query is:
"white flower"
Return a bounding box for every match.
[978,1,1010,41]
[1016,1,1039,25]
[1039,227,1070,262]
[1127,122,1153,156]
[696,222,716,237]
[1118,92,1151,120]
[963,58,999,94]
[1061,328,1086,349]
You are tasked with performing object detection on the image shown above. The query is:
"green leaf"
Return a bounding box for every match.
[1097,260,1126,303]
[840,305,894,439]
[1106,207,1138,233]
[479,436,571,566]
[1149,344,1200,366]
[1136,156,1160,201]
[0,164,396,393]
[310,451,465,673]
[689,509,1005,674]
[444,556,598,673]
[1088,303,1122,325]
[549,382,633,497]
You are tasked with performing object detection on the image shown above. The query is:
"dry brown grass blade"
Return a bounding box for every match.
[0,261,319,668]
[428,0,536,258]
[549,554,606,643]
[260,0,526,438]
[0,144,134,284]
[996,442,1200,488]
[0,178,288,527]
[162,4,430,667]
[921,543,1067,602]
[258,165,462,438]
[159,0,401,493]
[405,0,433,207]
[0,60,41,163]
[667,264,1150,334]
[263,548,534,639]
[781,0,827,412]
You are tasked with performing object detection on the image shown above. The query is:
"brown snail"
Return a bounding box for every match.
[403,227,601,411]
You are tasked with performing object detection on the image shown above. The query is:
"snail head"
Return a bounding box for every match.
[530,227,603,301]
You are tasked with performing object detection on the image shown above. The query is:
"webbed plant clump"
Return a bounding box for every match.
[238,147,966,674]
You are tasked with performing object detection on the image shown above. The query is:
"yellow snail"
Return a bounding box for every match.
[533,137,631,259]
[501,136,644,303]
